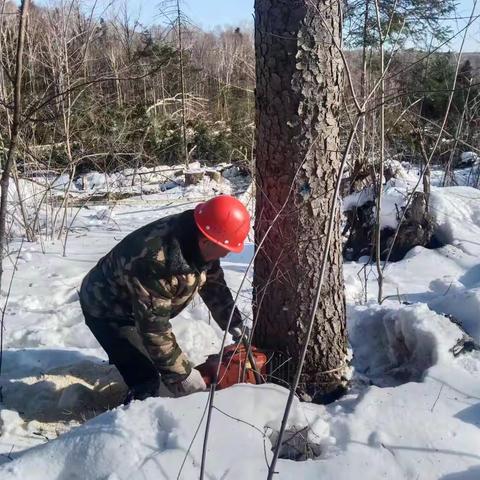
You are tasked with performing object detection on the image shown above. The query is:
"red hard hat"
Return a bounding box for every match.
[194,195,250,253]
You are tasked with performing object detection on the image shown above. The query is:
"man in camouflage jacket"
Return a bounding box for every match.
[80,196,250,401]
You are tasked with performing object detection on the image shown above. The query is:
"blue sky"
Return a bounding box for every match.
[180,0,254,29]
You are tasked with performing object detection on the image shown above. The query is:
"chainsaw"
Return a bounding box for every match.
[195,343,270,390]
[196,345,347,404]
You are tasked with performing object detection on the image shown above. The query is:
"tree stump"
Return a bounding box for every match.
[343,191,434,261]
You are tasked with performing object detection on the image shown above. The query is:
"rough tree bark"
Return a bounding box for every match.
[253,0,347,400]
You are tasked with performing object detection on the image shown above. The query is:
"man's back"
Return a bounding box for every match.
[80,210,206,320]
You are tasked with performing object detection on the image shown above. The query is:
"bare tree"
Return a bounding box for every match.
[0,0,30,289]
[159,0,191,167]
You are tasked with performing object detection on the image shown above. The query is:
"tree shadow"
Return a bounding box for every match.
[459,263,480,288]
[0,349,128,423]
[455,403,480,429]
[350,439,480,464]
[1,348,102,379]
[439,466,480,479]
[429,376,480,430]
[400,290,438,304]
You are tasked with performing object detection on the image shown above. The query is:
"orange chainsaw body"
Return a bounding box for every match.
[196,344,267,390]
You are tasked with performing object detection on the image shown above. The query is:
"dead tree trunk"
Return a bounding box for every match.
[176,0,189,168]
[253,0,347,400]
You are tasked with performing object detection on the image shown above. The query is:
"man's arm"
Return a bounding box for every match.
[198,260,243,332]
[127,259,192,385]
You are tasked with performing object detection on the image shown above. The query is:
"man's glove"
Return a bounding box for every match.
[229,325,249,344]
[168,369,207,397]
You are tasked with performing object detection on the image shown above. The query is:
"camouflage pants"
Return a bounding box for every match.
[82,310,160,399]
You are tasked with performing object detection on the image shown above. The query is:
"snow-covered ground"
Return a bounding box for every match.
[1,164,480,479]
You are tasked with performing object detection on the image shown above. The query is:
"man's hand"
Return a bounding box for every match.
[229,325,249,343]
[168,369,207,397]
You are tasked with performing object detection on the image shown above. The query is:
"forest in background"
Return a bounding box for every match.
[0,0,477,178]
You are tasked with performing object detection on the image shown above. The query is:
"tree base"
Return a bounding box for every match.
[310,384,348,405]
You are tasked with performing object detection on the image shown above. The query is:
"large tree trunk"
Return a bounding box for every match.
[253,0,347,400]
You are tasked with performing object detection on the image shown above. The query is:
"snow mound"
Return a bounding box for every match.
[0,384,330,479]
[342,177,412,230]
[349,303,464,386]
[460,151,479,165]
[430,186,480,256]
[375,179,410,229]
[427,278,480,342]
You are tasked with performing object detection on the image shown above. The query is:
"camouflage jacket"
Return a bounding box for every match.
[79,209,242,384]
